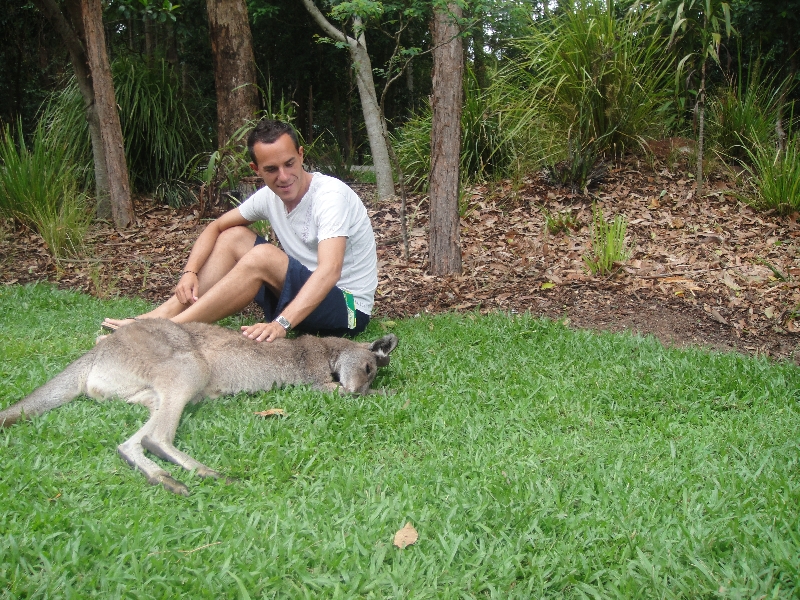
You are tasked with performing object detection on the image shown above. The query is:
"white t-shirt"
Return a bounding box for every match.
[237,173,378,315]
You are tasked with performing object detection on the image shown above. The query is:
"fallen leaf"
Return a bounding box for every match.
[393,522,419,549]
[722,273,741,291]
[541,282,555,290]
[710,308,728,325]
[254,408,286,417]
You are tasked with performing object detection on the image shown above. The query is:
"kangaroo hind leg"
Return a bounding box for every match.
[139,373,225,486]
[117,368,209,495]
[117,400,193,497]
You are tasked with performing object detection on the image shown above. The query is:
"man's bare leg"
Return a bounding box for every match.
[102,226,265,329]
[172,243,289,324]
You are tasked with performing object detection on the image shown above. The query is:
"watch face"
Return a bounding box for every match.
[276,316,291,330]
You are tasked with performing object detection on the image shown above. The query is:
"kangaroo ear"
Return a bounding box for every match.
[369,334,398,367]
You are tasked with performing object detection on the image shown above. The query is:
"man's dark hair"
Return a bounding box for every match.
[247,119,300,163]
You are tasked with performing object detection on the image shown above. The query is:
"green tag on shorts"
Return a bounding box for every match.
[343,289,357,329]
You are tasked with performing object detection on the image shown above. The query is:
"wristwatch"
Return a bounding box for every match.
[274,315,292,331]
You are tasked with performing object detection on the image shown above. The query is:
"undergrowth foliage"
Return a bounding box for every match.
[739,132,800,214]
[583,205,631,275]
[393,66,530,192]
[40,58,207,196]
[707,65,792,162]
[0,121,90,259]
[501,0,674,189]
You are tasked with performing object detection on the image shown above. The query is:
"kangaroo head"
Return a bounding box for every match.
[334,334,399,394]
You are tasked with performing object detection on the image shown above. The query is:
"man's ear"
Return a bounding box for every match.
[249,162,258,173]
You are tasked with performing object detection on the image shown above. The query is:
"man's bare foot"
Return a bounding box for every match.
[101,317,139,332]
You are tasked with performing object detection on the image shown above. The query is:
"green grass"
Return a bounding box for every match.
[1,284,799,598]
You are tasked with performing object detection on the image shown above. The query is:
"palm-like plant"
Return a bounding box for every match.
[503,0,674,189]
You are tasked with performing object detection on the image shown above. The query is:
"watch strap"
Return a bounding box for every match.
[274,315,291,331]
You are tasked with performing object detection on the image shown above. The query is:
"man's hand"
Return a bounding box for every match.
[175,272,200,305]
[241,321,287,342]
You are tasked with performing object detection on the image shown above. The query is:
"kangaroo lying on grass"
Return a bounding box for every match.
[0,319,398,496]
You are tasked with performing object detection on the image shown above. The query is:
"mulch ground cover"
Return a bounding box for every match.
[2,147,798,363]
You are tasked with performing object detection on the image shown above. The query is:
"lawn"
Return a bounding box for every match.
[1,283,799,598]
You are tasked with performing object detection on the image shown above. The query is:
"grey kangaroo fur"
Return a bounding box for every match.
[0,319,398,496]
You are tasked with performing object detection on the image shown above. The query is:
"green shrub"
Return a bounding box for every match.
[504,0,674,188]
[114,57,209,192]
[393,66,530,192]
[39,58,208,195]
[708,66,791,161]
[739,133,800,215]
[37,79,94,191]
[0,121,90,259]
[304,130,355,180]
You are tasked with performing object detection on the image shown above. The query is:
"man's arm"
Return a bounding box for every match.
[242,236,346,342]
[175,208,253,304]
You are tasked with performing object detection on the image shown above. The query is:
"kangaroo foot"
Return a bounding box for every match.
[148,472,190,496]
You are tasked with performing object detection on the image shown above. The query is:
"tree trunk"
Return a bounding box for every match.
[300,0,395,200]
[471,13,488,90]
[307,84,314,143]
[207,0,258,148]
[429,3,463,276]
[34,0,134,227]
[80,0,134,227]
[696,59,706,197]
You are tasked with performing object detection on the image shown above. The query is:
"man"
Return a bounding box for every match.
[102,119,378,342]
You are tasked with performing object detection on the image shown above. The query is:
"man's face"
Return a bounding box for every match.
[250,134,310,207]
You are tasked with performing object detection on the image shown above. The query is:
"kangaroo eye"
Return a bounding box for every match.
[365,364,372,375]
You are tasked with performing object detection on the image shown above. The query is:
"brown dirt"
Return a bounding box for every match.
[1,150,798,363]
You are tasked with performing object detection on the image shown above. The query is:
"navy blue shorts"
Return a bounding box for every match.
[252,236,370,338]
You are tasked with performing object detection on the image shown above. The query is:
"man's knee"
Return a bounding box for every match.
[216,225,257,253]
[240,242,289,279]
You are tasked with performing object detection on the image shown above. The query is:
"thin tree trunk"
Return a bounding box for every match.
[429,3,463,276]
[144,16,155,62]
[307,84,314,143]
[696,59,706,197]
[300,0,395,200]
[207,0,258,148]
[79,0,134,227]
[35,0,133,226]
[472,15,488,90]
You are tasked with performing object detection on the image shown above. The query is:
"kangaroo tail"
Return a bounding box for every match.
[0,355,91,427]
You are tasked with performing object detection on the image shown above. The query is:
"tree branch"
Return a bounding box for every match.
[299,0,349,45]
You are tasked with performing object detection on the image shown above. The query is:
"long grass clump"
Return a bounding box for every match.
[583,204,631,275]
[739,132,800,214]
[0,121,90,259]
[707,64,793,161]
[114,57,209,193]
[1,284,799,597]
[502,0,674,188]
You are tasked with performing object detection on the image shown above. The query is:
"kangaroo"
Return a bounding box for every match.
[0,319,398,496]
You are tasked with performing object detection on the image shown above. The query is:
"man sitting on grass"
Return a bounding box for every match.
[102,119,378,342]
